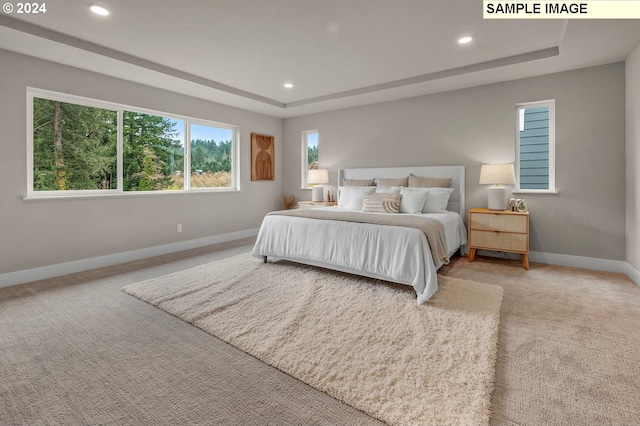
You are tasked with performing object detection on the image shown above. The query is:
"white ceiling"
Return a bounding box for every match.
[1,0,640,118]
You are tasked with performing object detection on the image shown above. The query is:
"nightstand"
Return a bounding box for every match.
[468,208,530,270]
[298,201,337,209]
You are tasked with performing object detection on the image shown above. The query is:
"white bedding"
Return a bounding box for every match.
[251,208,467,304]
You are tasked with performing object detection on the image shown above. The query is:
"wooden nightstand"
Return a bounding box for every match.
[468,208,530,270]
[298,201,337,209]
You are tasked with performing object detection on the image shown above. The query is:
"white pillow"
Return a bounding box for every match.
[338,186,375,211]
[399,187,429,214]
[422,187,455,213]
[375,186,402,194]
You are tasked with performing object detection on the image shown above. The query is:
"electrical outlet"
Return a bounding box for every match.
[177,224,182,233]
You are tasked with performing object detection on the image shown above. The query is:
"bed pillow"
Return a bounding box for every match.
[408,174,452,188]
[375,185,402,194]
[362,193,401,213]
[338,186,375,210]
[342,178,374,187]
[422,187,455,213]
[376,177,409,187]
[399,187,430,214]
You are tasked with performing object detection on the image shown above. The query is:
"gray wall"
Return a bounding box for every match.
[284,63,626,261]
[627,44,640,271]
[0,49,282,275]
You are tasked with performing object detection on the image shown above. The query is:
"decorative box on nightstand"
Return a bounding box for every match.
[468,208,530,270]
[297,201,337,209]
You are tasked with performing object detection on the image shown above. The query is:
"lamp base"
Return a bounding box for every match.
[311,186,324,202]
[487,185,507,210]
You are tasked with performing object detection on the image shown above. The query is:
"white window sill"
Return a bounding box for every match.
[511,190,559,195]
[23,188,241,201]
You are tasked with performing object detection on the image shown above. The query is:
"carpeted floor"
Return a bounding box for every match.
[1,238,640,425]
[122,253,503,426]
[440,254,640,426]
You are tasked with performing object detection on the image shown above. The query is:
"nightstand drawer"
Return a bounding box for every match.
[470,230,528,253]
[470,212,527,233]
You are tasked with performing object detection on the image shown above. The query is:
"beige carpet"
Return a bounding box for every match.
[122,253,504,426]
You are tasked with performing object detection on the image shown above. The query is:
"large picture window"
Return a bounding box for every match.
[27,88,238,197]
[515,100,555,192]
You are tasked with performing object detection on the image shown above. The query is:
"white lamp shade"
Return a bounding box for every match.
[307,169,329,185]
[479,164,516,185]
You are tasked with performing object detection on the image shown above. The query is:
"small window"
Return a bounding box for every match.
[515,100,555,192]
[301,130,318,188]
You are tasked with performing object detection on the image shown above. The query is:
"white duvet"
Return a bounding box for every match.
[251,207,467,304]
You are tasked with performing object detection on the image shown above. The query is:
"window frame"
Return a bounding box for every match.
[514,99,556,194]
[185,117,239,191]
[300,130,319,189]
[26,87,240,198]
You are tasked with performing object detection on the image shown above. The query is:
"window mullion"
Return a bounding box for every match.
[184,121,191,190]
[117,109,123,192]
[233,127,240,190]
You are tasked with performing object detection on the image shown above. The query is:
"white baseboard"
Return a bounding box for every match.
[0,228,259,288]
[475,249,640,287]
[474,249,625,273]
[5,237,639,290]
[624,262,640,288]
[528,251,625,273]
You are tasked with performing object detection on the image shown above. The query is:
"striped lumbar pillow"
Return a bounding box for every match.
[361,193,401,213]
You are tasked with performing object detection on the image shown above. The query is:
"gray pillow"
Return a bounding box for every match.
[408,174,452,188]
[343,178,375,186]
[376,177,409,187]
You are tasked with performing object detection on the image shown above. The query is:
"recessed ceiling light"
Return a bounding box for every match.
[284,83,294,88]
[458,36,473,44]
[90,5,110,16]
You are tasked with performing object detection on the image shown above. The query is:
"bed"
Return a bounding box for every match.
[252,165,467,304]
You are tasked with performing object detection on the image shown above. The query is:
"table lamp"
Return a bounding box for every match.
[308,169,329,202]
[479,164,516,210]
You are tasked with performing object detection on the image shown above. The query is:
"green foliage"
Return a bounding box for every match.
[190,139,232,174]
[136,146,166,191]
[188,139,232,188]
[33,98,117,191]
[33,98,234,191]
[122,111,183,191]
[307,145,318,166]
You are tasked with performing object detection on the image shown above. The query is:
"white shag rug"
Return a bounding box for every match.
[122,253,503,426]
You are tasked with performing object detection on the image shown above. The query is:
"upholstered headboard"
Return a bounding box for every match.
[338,165,465,216]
